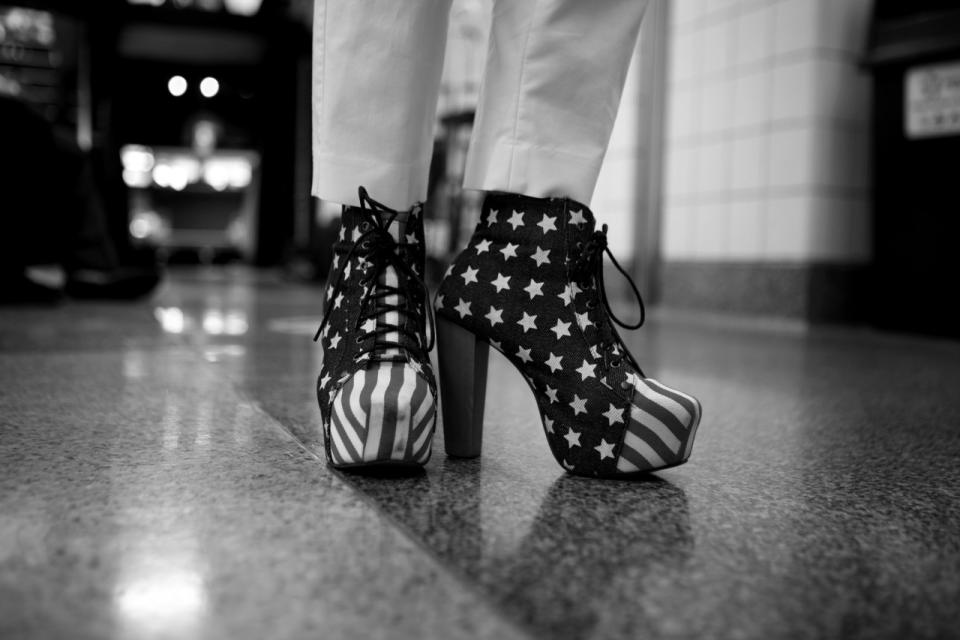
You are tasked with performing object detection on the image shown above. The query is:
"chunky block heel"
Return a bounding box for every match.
[436,317,489,458]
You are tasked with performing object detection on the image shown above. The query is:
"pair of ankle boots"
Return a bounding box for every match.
[315,188,702,478]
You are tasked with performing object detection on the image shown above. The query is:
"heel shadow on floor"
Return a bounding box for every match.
[335,453,694,640]
[490,474,694,639]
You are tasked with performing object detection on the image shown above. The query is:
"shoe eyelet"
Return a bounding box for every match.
[360,221,371,232]
[576,242,583,249]
[611,359,622,368]
[355,335,364,344]
[361,240,371,250]
[586,300,597,309]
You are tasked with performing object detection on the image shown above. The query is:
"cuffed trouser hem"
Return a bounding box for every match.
[462,139,600,206]
[311,153,430,210]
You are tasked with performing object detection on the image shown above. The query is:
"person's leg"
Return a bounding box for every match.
[463,0,649,205]
[311,0,453,209]
[435,0,704,478]
[312,1,451,469]
[0,96,64,303]
[52,133,120,274]
[0,96,158,303]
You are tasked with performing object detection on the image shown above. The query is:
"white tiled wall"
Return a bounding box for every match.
[661,0,874,263]
[593,52,642,258]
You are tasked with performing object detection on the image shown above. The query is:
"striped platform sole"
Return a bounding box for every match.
[616,375,702,474]
[328,362,437,468]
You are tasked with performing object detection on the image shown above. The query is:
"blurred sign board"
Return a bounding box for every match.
[905,61,960,139]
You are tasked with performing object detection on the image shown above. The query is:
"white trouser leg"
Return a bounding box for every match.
[463,0,649,206]
[311,0,453,209]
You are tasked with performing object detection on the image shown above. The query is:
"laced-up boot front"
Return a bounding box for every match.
[435,192,702,478]
[315,188,437,469]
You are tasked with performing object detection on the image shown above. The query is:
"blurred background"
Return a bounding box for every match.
[1,0,958,337]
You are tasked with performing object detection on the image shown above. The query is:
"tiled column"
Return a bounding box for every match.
[659,0,874,320]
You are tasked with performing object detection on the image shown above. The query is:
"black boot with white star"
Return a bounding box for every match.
[435,192,702,478]
[314,188,438,469]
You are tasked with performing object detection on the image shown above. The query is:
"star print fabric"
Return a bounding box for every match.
[317,202,437,467]
[435,193,702,477]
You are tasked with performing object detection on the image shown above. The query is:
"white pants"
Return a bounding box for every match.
[312,0,648,210]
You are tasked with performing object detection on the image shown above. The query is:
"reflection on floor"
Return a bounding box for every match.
[2,267,959,640]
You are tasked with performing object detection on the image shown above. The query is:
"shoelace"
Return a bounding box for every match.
[571,223,646,375]
[314,187,435,363]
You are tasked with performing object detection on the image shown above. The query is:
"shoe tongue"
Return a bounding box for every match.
[374,209,412,357]
[379,210,409,244]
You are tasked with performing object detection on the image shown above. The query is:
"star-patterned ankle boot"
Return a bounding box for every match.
[314,187,438,469]
[434,192,702,478]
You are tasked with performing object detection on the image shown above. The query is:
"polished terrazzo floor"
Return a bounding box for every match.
[2,267,959,640]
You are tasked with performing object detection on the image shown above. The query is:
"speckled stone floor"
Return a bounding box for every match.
[2,267,959,640]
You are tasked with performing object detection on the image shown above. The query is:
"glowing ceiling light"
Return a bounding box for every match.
[223,0,262,16]
[154,307,186,334]
[203,157,252,190]
[121,145,155,172]
[199,77,219,98]
[202,311,224,335]
[167,75,187,97]
[130,211,163,239]
[130,217,151,239]
[224,311,249,335]
[123,169,152,189]
[152,164,171,188]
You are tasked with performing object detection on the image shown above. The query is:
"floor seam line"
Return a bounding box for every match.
[235,392,540,640]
